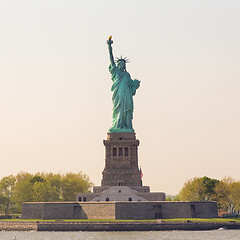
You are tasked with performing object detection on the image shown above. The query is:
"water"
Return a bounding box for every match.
[1,230,240,240]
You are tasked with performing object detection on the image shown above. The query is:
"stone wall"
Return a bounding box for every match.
[22,201,218,220]
[43,203,79,219]
[80,202,116,219]
[22,202,116,220]
[1,221,240,231]
[0,221,37,231]
[115,202,218,219]
[21,203,43,219]
[36,221,240,231]
[137,192,165,201]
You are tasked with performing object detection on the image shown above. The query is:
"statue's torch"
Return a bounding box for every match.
[107,35,113,45]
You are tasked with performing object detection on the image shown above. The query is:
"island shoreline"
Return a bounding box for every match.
[0,221,240,231]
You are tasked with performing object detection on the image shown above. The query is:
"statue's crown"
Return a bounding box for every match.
[116,56,130,63]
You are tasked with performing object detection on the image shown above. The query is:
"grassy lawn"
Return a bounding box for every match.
[0,218,240,223]
[162,218,240,223]
[0,219,156,223]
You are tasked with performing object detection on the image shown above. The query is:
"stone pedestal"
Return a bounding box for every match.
[101,132,142,187]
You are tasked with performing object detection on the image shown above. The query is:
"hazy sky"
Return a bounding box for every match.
[0,0,239,194]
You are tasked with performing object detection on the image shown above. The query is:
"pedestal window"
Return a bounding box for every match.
[112,147,117,157]
[124,147,129,157]
[119,148,123,156]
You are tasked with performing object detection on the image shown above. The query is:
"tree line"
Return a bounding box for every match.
[172,176,240,214]
[1,172,239,216]
[0,172,93,216]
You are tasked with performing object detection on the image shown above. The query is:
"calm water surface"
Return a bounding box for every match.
[0,230,240,240]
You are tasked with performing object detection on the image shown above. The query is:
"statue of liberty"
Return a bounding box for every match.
[107,36,140,133]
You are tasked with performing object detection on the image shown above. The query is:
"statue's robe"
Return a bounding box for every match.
[109,64,139,132]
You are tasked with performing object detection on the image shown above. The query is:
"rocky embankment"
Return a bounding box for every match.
[0,221,240,231]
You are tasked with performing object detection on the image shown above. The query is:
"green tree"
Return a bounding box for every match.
[229,181,240,213]
[173,195,180,201]
[0,195,9,214]
[61,172,93,201]
[11,171,93,213]
[12,172,34,212]
[165,196,172,201]
[44,173,62,201]
[201,176,219,200]
[30,175,46,184]
[179,176,220,202]
[0,175,16,216]
[30,173,61,202]
[214,180,230,210]
[32,181,50,202]
[179,177,205,201]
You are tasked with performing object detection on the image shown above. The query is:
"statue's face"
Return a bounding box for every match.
[117,61,126,70]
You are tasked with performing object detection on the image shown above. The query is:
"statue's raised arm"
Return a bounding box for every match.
[107,36,115,67]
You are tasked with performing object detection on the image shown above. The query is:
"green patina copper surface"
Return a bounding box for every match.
[107,36,140,133]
